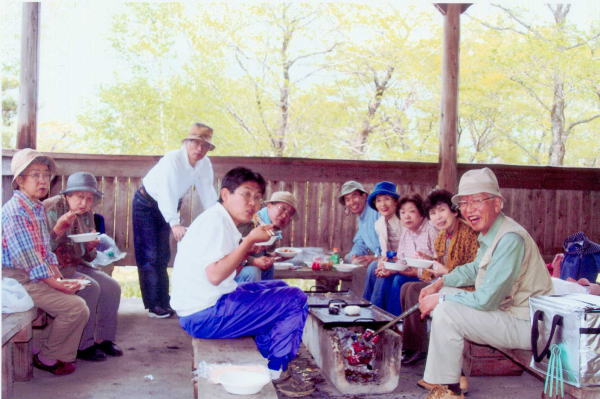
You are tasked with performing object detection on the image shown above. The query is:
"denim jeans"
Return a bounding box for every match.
[132,189,171,310]
[363,260,419,316]
[234,266,274,283]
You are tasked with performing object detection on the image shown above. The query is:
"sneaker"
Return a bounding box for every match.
[277,377,315,398]
[97,341,123,357]
[148,306,172,319]
[425,386,464,399]
[271,368,291,384]
[77,345,107,361]
[33,354,76,376]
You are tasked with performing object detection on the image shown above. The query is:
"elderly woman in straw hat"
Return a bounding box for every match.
[3,149,89,376]
[236,191,298,282]
[44,172,123,362]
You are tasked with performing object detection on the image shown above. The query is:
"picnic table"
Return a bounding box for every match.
[274,266,354,291]
[271,247,357,291]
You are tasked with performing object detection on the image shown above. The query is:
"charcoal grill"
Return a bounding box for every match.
[302,292,402,394]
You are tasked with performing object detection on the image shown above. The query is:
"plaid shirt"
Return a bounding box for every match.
[2,190,57,280]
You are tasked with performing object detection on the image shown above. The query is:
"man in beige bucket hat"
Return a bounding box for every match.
[132,122,218,318]
[236,191,298,282]
[3,149,89,376]
[415,167,552,399]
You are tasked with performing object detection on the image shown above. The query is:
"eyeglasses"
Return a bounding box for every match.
[236,190,263,205]
[457,196,495,210]
[275,204,295,218]
[22,172,52,181]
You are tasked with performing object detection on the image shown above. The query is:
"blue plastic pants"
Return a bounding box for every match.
[179,280,308,371]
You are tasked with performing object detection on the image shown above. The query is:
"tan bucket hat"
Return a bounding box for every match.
[265,191,298,214]
[338,180,368,205]
[11,148,57,189]
[451,167,503,205]
[182,123,215,151]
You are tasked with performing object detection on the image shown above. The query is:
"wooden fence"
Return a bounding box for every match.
[3,150,600,265]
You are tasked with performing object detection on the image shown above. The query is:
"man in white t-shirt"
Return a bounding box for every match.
[132,123,218,319]
[171,167,308,380]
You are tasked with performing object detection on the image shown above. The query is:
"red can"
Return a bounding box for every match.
[311,261,321,271]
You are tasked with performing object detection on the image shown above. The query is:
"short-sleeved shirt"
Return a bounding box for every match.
[171,202,240,316]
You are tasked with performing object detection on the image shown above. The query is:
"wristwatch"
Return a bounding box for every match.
[438,294,446,304]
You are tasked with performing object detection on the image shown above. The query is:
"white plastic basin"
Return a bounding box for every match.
[217,369,271,395]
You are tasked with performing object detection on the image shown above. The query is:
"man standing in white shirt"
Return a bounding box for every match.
[132,123,218,318]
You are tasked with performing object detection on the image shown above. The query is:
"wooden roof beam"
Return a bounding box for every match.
[17,2,40,150]
[435,3,471,193]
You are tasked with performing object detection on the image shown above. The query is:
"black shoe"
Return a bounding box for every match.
[148,306,172,319]
[97,341,123,357]
[77,345,107,362]
[163,306,176,316]
[401,351,427,366]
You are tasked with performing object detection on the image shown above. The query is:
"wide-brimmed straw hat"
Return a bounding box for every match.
[11,148,57,189]
[367,181,399,210]
[265,191,298,215]
[181,123,215,151]
[451,167,503,205]
[60,172,103,199]
[338,180,368,205]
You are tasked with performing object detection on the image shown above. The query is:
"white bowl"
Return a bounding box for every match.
[405,258,434,269]
[384,261,409,271]
[67,232,100,243]
[217,369,271,395]
[274,262,294,270]
[333,263,360,272]
[275,247,299,258]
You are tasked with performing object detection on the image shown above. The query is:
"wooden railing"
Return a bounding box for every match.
[3,149,600,265]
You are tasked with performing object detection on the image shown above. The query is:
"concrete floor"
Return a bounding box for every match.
[12,297,545,399]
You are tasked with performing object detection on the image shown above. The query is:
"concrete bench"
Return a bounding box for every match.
[191,337,277,399]
[2,307,37,399]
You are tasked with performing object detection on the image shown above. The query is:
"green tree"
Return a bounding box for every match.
[466,4,600,166]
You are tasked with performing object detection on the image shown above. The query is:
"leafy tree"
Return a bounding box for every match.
[466,4,600,166]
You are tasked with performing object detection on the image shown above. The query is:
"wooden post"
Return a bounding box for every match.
[17,2,40,150]
[435,4,470,192]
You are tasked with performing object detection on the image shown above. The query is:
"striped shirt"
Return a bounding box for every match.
[2,190,57,280]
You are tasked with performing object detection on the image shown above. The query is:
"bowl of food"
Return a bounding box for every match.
[67,232,100,243]
[216,369,271,395]
[405,258,434,269]
[333,263,361,273]
[383,261,409,271]
[275,247,300,259]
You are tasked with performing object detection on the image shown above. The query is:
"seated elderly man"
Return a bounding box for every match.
[236,191,298,282]
[338,181,380,266]
[2,149,89,376]
[417,168,552,399]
